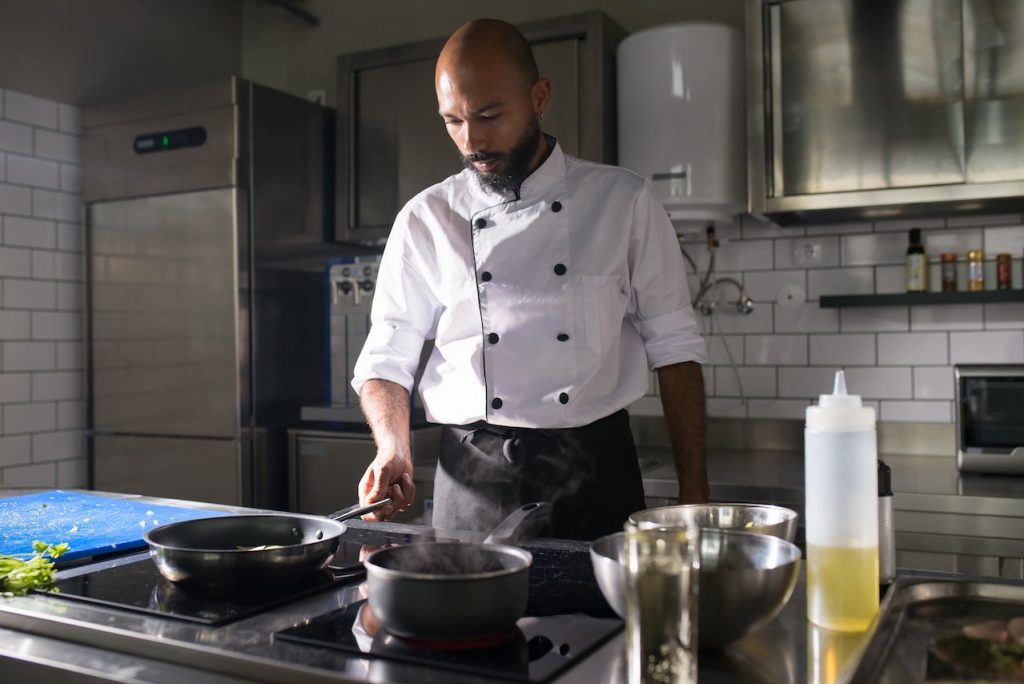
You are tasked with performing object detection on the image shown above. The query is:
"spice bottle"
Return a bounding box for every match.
[940,253,957,292]
[997,254,1012,290]
[968,250,985,291]
[905,228,927,292]
[805,370,879,632]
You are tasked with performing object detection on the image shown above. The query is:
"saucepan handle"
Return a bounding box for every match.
[484,501,552,545]
[328,497,394,523]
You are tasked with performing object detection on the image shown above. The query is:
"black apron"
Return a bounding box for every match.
[431,409,646,541]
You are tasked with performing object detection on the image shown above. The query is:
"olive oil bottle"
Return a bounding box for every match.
[805,371,879,632]
[906,228,927,292]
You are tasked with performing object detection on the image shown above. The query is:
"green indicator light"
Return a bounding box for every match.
[162,135,170,146]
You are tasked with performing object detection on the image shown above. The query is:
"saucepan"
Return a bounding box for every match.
[143,498,392,590]
[363,501,551,640]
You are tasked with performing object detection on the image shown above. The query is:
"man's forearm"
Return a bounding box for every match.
[657,361,709,504]
[360,379,412,459]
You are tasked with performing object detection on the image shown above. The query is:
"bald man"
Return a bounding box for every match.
[352,19,708,540]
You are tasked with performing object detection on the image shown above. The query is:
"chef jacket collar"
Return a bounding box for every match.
[470,136,565,205]
[518,135,564,202]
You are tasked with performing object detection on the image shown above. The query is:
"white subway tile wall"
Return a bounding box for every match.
[0,87,84,487]
[638,212,1024,423]
[774,303,839,334]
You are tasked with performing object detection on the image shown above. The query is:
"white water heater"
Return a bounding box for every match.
[617,23,746,228]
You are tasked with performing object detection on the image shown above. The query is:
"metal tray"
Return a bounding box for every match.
[850,576,1024,682]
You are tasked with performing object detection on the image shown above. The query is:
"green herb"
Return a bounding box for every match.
[933,634,1024,677]
[0,541,70,596]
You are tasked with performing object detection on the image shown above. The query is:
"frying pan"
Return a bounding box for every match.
[363,501,551,640]
[144,498,391,590]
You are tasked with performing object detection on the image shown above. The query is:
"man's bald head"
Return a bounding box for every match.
[435,18,551,197]
[436,19,539,91]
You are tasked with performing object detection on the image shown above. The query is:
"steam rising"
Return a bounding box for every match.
[378,544,519,576]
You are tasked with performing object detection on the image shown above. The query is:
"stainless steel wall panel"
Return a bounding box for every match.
[353,55,459,232]
[535,39,581,156]
[250,84,333,247]
[775,0,965,196]
[82,79,238,130]
[748,0,1024,222]
[83,105,239,202]
[88,189,240,439]
[964,0,1024,182]
[92,435,242,506]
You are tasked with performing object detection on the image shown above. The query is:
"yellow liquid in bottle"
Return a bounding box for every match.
[807,544,879,632]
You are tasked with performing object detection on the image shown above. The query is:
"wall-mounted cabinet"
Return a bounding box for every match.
[747,0,1024,224]
[335,11,625,245]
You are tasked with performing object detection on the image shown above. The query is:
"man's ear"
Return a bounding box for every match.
[532,77,551,118]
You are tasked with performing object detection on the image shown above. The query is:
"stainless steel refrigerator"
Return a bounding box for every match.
[83,77,334,508]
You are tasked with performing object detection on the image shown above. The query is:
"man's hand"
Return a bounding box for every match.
[357,379,417,521]
[358,451,416,521]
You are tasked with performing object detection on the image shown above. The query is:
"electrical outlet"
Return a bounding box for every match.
[792,238,825,266]
[307,89,326,105]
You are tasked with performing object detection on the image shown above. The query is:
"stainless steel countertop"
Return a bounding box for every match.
[640,447,1024,516]
[2,485,1016,683]
[0,548,837,684]
[0,488,817,684]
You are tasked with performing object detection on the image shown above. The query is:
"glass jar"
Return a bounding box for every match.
[967,250,985,291]
[940,253,957,292]
[997,254,1012,290]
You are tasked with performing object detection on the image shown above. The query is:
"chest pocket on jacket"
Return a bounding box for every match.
[581,275,630,356]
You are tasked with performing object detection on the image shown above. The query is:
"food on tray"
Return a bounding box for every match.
[926,619,1024,681]
[1010,619,1024,645]
[963,620,1013,643]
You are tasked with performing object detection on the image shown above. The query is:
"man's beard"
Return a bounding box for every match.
[461,117,542,197]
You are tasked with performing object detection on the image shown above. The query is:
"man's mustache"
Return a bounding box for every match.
[463,151,505,164]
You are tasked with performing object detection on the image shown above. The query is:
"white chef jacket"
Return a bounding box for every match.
[352,142,706,428]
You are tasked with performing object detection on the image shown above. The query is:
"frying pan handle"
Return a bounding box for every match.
[328,497,394,523]
[484,501,552,545]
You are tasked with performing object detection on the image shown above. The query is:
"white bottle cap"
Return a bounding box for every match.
[806,370,876,432]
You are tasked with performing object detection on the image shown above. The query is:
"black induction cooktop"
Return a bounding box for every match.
[44,540,367,626]
[276,600,620,683]
[274,540,621,682]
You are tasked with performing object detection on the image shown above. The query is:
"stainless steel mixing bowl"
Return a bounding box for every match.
[590,529,801,649]
[628,503,799,542]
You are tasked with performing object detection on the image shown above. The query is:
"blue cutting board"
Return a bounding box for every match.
[0,490,232,562]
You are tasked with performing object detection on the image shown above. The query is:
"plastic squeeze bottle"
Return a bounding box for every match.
[805,370,879,632]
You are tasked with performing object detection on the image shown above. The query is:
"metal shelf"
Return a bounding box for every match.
[819,290,1024,308]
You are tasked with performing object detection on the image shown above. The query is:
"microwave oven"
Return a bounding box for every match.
[955,364,1024,474]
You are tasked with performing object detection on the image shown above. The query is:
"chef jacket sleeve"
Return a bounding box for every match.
[351,207,441,395]
[628,180,708,370]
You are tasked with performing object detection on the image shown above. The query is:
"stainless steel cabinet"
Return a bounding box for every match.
[336,11,625,244]
[84,79,335,509]
[747,0,1024,223]
[287,427,440,522]
[897,537,1024,579]
[89,189,241,438]
[92,435,242,506]
[895,502,1024,579]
